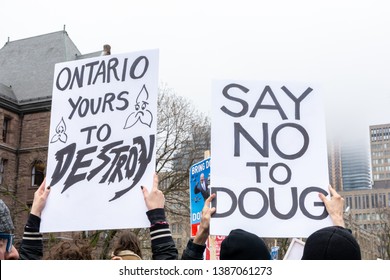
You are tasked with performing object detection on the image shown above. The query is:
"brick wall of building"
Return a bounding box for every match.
[0,109,51,240]
[0,109,21,234]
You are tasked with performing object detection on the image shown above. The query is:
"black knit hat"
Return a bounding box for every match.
[220,229,270,260]
[301,226,361,260]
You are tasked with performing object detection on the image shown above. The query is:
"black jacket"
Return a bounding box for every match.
[181,239,206,260]
[19,214,43,260]
[146,208,178,260]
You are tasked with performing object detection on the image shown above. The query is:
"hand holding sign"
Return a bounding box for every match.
[142,173,165,210]
[41,50,158,233]
[319,185,345,228]
[193,193,216,245]
[30,178,51,218]
[211,80,332,237]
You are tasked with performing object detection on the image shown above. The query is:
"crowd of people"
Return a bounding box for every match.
[0,174,361,260]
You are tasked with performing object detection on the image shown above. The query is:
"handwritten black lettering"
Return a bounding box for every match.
[55,56,149,91]
[49,135,155,201]
[68,91,130,120]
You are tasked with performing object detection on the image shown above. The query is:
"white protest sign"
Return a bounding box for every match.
[41,50,158,232]
[210,81,332,237]
[283,238,305,260]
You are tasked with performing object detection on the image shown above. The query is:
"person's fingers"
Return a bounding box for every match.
[328,185,339,197]
[202,195,215,214]
[209,207,216,215]
[152,173,159,191]
[318,192,327,204]
[204,193,216,206]
[42,184,51,199]
[141,185,149,198]
[38,178,46,192]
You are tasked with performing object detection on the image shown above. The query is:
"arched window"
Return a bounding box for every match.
[31,161,45,186]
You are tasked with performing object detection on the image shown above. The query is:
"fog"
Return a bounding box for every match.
[1,0,389,145]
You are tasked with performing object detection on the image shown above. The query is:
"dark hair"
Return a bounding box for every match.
[113,231,142,259]
[47,239,93,260]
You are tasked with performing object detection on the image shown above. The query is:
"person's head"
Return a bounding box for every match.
[301,226,361,260]
[0,199,19,260]
[46,239,93,260]
[200,173,205,183]
[220,229,270,260]
[111,231,142,260]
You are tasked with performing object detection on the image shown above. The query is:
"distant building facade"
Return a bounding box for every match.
[370,123,390,189]
[340,140,372,190]
[328,138,372,191]
[340,187,390,259]
[327,140,343,192]
[328,135,390,259]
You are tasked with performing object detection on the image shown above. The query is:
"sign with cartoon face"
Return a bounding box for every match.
[41,50,158,232]
[210,80,332,238]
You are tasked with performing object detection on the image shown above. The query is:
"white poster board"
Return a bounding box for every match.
[211,81,332,237]
[283,238,305,260]
[41,49,159,232]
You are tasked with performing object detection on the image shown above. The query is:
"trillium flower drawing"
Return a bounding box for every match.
[124,85,153,129]
[50,117,68,143]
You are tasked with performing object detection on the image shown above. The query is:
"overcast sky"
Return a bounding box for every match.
[1,0,389,144]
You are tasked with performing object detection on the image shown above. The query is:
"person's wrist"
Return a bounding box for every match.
[331,216,345,227]
[146,208,166,225]
[193,227,209,245]
[148,205,164,211]
[30,207,41,217]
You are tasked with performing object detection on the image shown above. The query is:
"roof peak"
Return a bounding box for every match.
[4,30,68,46]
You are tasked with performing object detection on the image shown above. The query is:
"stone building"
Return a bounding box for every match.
[340,187,390,259]
[370,123,390,189]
